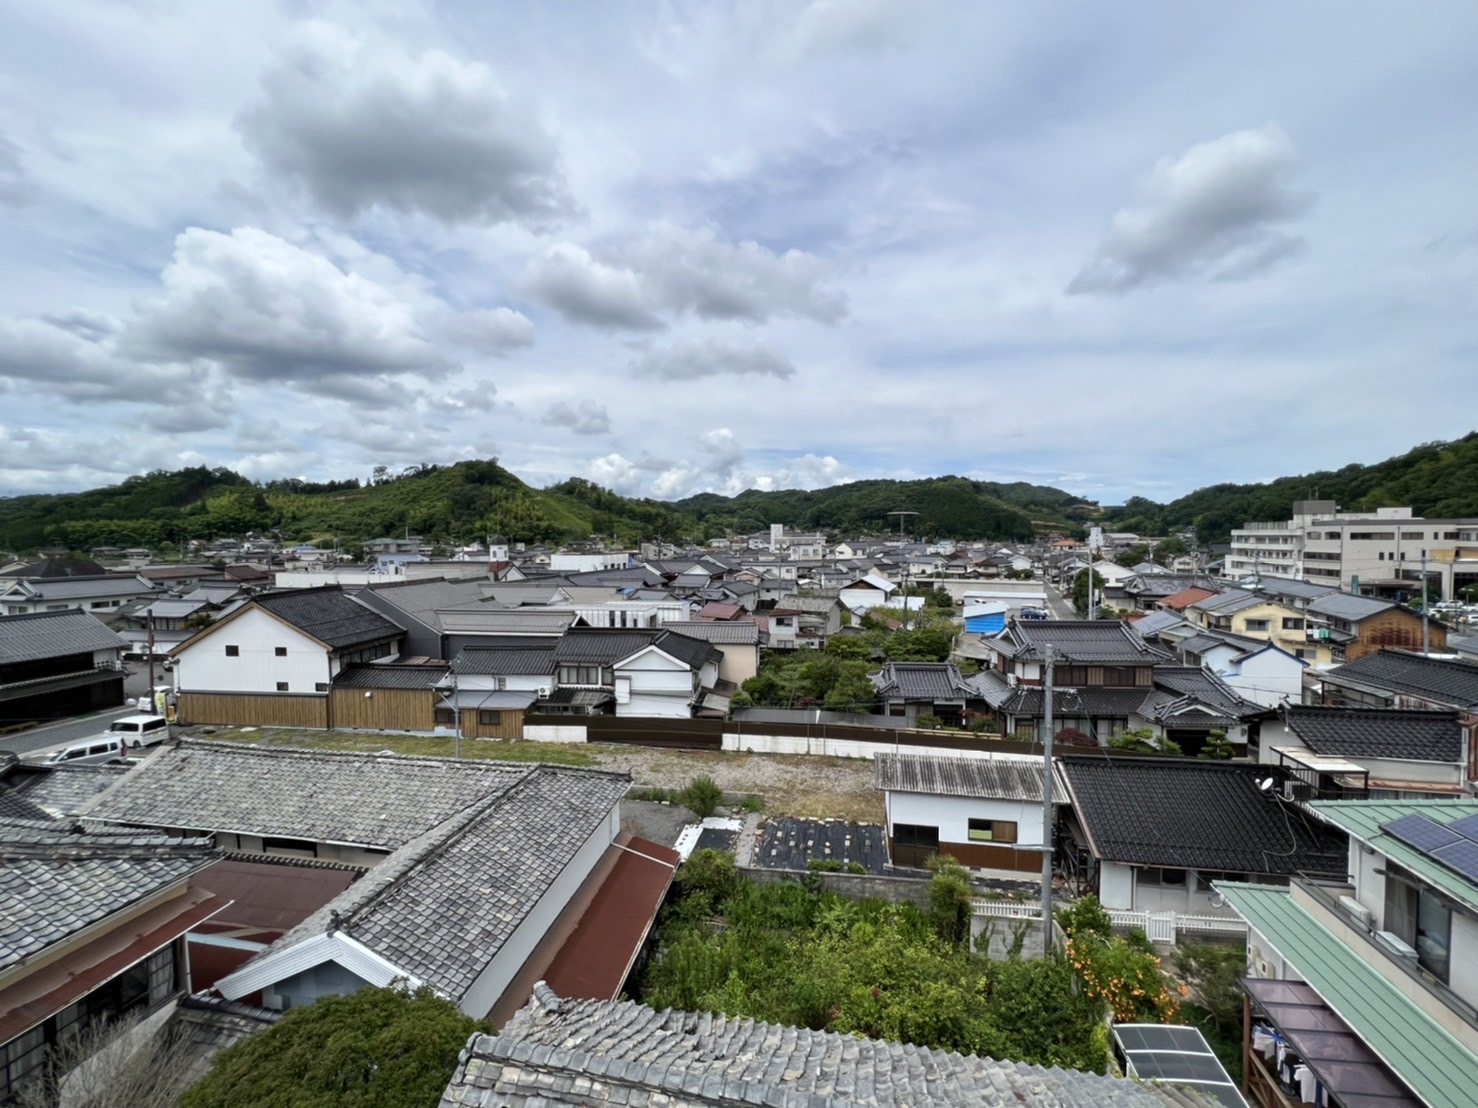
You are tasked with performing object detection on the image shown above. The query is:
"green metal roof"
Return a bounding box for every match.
[1308,799,1478,914]
[1216,881,1478,1108]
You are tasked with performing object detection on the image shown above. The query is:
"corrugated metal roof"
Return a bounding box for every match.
[437,609,577,635]
[1306,799,1478,914]
[0,609,130,663]
[1216,881,1478,1108]
[874,752,1065,803]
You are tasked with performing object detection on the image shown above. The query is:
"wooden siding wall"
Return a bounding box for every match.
[177,692,327,729]
[460,709,527,740]
[890,837,1041,872]
[330,688,436,732]
[1348,612,1447,661]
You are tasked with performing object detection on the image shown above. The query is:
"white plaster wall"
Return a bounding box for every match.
[621,692,691,718]
[459,801,620,1017]
[720,730,1033,761]
[1099,861,1134,909]
[887,792,1045,848]
[1448,913,1478,1008]
[1246,924,1289,980]
[523,724,588,743]
[178,608,329,693]
[1223,670,1301,709]
[1356,845,1387,925]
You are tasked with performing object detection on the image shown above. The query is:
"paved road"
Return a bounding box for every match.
[1042,580,1078,620]
[1,669,164,759]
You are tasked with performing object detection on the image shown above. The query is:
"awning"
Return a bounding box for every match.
[435,690,539,711]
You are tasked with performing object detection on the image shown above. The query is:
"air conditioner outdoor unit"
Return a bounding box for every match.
[1283,780,1313,802]
[536,686,551,698]
[1338,895,1373,930]
[1373,930,1419,959]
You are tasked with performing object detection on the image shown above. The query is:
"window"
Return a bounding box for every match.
[893,823,939,848]
[968,818,1018,843]
[314,682,329,692]
[434,708,455,726]
[224,644,239,657]
[263,836,317,856]
[275,681,289,692]
[558,664,603,685]
[1282,617,1305,630]
[1138,867,1187,887]
[1244,619,1270,632]
[275,646,288,657]
[479,710,502,725]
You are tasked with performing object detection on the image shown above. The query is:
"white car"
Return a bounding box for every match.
[106,714,170,750]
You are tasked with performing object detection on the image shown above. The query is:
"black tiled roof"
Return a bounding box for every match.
[1284,707,1464,763]
[1324,650,1478,708]
[1149,666,1263,718]
[552,628,660,665]
[1059,757,1347,875]
[871,662,973,700]
[0,609,130,663]
[650,630,719,670]
[991,620,1170,664]
[453,646,557,676]
[252,588,405,648]
[332,663,449,689]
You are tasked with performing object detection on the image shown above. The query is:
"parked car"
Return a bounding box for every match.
[43,737,127,766]
[106,713,170,750]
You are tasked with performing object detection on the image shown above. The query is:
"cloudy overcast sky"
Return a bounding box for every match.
[2,1,1475,504]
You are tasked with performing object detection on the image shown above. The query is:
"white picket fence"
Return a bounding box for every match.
[971,899,1246,944]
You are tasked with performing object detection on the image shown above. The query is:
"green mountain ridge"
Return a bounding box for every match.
[2,433,1475,555]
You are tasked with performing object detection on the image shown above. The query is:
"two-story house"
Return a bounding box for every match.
[1218,799,1478,1108]
[1265,706,1474,799]
[1185,589,1331,664]
[1305,592,1446,662]
[0,609,130,722]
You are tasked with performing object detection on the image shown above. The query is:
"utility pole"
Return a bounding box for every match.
[146,610,156,697]
[888,511,919,628]
[1422,555,1430,656]
[449,668,461,759]
[1041,644,1056,948]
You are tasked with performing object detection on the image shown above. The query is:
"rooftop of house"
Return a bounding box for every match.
[0,556,108,579]
[248,588,405,648]
[1282,706,1465,763]
[224,764,631,1005]
[1306,593,1399,623]
[1323,650,1478,707]
[644,629,721,670]
[0,608,130,663]
[989,620,1170,665]
[874,751,1064,803]
[1128,610,1195,639]
[438,984,1215,1108]
[77,741,537,849]
[5,762,132,817]
[1059,756,1348,875]
[1160,586,1219,611]
[0,573,158,599]
[1138,666,1264,727]
[331,663,450,690]
[657,621,762,645]
[452,645,559,676]
[870,661,973,700]
[436,609,579,636]
[553,628,663,666]
[1306,799,1478,915]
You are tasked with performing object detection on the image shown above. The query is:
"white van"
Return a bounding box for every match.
[107,714,170,750]
[43,736,127,766]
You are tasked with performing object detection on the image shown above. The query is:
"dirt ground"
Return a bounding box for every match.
[194,727,885,824]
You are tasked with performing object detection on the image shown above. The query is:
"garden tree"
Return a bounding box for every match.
[1053,727,1097,749]
[1107,727,1183,756]
[1071,568,1104,615]
[926,857,973,945]
[1058,896,1181,1024]
[1198,729,1236,759]
[679,775,724,819]
[926,585,955,609]
[1174,942,1246,1083]
[13,1010,200,1108]
[822,660,876,712]
[180,985,484,1108]
[1114,543,1154,569]
[914,712,944,731]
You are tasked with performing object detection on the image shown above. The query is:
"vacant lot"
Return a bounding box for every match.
[194,727,884,823]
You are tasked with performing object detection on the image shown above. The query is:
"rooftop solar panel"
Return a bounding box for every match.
[1430,837,1478,882]
[1444,812,1478,842]
[1382,813,1463,853]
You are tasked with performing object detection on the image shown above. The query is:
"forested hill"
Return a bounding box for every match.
[676,477,1096,542]
[1104,433,1478,542]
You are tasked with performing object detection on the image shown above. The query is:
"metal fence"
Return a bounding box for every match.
[970,899,1247,944]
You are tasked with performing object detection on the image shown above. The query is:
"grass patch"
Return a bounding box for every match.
[199,728,596,766]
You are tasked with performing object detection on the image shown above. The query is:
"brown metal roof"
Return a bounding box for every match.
[541,836,679,1002]
[192,857,359,932]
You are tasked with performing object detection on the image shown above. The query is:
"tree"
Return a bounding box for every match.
[1071,568,1104,616]
[679,775,724,819]
[926,585,955,609]
[822,661,876,712]
[181,985,484,1108]
[1107,727,1183,756]
[14,1010,200,1108]
[1198,729,1235,759]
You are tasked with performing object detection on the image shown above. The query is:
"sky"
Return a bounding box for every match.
[1,1,1475,505]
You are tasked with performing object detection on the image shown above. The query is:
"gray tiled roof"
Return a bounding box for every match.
[875,752,1060,802]
[0,609,130,663]
[1148,666,1263,720]
[251,588,404,648]
[1130,610,1193,638]
[1284,707,1464,763]
[332,663,449,689]
[439,985,1213,1107]
[870,661,972,699]
[278,766,630,1000]
[658,621,762,645]
[452,646,558,676]
[3,574,157,599]
[1306,593,1396,622]
[992,620,1170,664]
[436,609,577,635]
[0,827,214,972]
[9,763,133,816]
[1324,650,1478,708]
[78,741,532,849]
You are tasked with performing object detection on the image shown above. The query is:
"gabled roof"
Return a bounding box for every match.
[1306,592,1397,622]
[1059,756,1347,874]
[1129,610,1194,639]
[870,661,972,700]
[332,663,449,690]
[641,629,720,671]
[1185,589,1263,616]
[452,645,558,676]
[1160,586,1218,611]
[553,628,660,666]
[989,619,1170,664]
[437,609,578,636]
[78,741,533,849]
[0,609,130,663]
[1284,707,1464,763]
[0,573,157,599]
[1144,666,1263,723]
[248,588,404,648]
[1322,650,1478,708]
[875,752,1063,803]
[656,621,761,645]
[439,984,1212,1107]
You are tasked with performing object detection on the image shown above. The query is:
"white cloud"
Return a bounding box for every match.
[521,243,665,331]
[123,227,450,384]
[1069,124,1315,294]
[443,307,535,353]
[238,26,573,226]
[754,453,849,490]
[0,316,193,402]
[587,453,645,496]
[521,228,845,330]
[630,337,797,381]
[542,399,611,435]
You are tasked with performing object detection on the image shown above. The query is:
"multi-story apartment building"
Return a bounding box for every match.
[1224,500,1361,581]
[1302,518,1478,600]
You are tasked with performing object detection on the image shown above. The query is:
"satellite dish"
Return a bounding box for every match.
[1258,777,1275,793]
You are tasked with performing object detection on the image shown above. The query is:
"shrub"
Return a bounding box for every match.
[915,712,944,731]
[926,856,973,945]
[806,858,844,872]
[679,775,724,819]
[1056,895,1111,941]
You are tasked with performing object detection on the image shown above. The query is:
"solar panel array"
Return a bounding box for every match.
[1111,1023,1247,1106]
[1381,812,1478,883]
